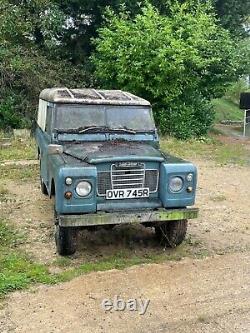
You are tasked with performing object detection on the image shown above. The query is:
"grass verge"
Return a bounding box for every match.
[0,164,39,180]
[0,220,57,297]
[0,218,206,298]
[212,98,242,123]
[0,137,36,161]
[160,136,249,166]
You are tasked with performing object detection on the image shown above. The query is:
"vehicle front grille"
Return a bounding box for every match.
[145,169,159,191]
[97,163,158,196]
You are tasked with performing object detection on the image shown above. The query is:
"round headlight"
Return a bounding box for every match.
[76,181,92,197]
[169,177,184,192]
[65,177,73,185]
[186,173,193,182]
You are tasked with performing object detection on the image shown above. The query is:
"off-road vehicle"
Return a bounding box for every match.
[36,88,198,255]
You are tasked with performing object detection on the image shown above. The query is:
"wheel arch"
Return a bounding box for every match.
[50,178,55,198]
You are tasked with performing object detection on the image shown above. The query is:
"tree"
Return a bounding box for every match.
[52,0,146,63]
[214,0,250,37]
[92,3,250,139]
[0,0,87,129]
[52,0,250,65]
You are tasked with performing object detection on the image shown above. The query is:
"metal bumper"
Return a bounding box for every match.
[58,208,199,227]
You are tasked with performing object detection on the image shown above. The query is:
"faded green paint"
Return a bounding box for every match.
[59,208,199,227]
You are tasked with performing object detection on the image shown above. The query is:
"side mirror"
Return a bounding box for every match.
[48,144,63,155]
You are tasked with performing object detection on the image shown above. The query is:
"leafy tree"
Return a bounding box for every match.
[92,2,250,138]
[52,0,250,64]
[0,0,249,131]
[52,0,145,63]
[0,0,87,129]
[214,0,250,37]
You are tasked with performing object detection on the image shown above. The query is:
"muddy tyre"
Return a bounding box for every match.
[40,178,48,195]
[155,220,187,247]
[55,225,78,256]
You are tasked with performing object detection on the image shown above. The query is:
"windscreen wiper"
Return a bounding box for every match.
[109,127,136,134]
[55,127,153,134]
[78,126,110,133]
[79,126,137,134]
[54,126,107,134]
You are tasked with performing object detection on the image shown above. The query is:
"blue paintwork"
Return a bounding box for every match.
[56,133,157,143]
[57,133,107,142]
[56,166,97,214]
[35,103,198,217]
[159,162,197,208]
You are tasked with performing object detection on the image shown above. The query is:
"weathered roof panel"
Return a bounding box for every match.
[39,88,150,106]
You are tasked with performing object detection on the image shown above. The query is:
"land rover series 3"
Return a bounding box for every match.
[36,88,198,255]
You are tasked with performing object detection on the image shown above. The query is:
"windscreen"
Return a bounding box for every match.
[56,105,155,131]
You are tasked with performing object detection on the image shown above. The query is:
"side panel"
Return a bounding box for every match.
[55,166,97,214]
[159,162,197,208]
[35,127,51,188]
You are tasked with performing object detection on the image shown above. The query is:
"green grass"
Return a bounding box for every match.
[0,219,28,248]
[0,253,57,296]
[0,218,205,298]
[0,137,36,161]
[0,164,39,180]
[160,136,249,166]
[56,246,190,282]
[212,98,243,123]
[0,219,57,297]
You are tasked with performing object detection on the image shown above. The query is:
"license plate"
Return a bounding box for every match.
[106,188,149,200]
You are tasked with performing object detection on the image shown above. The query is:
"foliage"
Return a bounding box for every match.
[53,0,158,62]
[92,2,250,138]
[214,0,250,37]
[52,0,250,62]
[0,0,249,134]
[0,96,28,130]
[224,79,250,105]
[212,98,242,123]
[212,78,249,123]
[0,0,87,128]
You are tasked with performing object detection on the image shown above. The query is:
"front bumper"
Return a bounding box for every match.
[58,207,199,227]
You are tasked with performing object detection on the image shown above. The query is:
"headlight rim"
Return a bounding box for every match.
[75,180,92,197]
[169,176,184,193]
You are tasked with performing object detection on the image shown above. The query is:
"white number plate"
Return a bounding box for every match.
[106,188,149,200]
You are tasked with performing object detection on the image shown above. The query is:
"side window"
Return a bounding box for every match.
[45,106,53,134]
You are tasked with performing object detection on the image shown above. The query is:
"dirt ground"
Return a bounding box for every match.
[1,253,249,333]
[0,159,249,332]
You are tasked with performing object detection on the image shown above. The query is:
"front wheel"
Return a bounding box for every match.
[155,220,187,247]
[55,225,78,256]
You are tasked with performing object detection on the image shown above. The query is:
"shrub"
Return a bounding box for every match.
[92,2,250,139]
[0,96,29,130]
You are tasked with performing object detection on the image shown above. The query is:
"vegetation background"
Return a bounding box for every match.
[0,0,249,138]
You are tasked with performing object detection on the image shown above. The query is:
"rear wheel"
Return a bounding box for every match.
[155,220,187,247]
[55,225,78,256]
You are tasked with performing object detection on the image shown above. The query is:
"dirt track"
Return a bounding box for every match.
[0,159,250,332]
[0,253,249,333]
